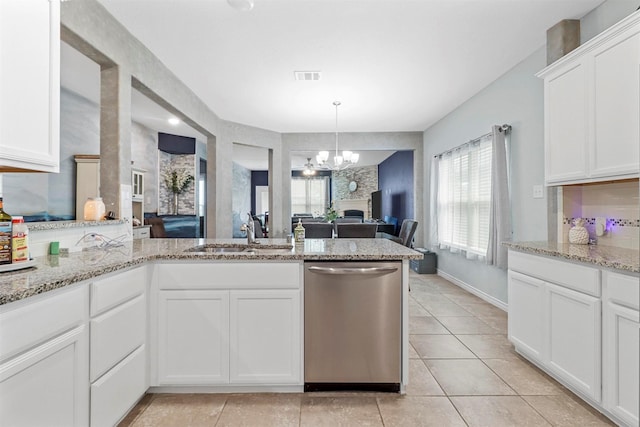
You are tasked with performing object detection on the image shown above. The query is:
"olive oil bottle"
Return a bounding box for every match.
[0,197,12,264]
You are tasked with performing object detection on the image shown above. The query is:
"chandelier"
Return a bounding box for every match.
[302,158,316,176]
[316,101,359,170]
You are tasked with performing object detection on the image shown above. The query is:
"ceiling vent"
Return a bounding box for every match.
[294,71,321,81]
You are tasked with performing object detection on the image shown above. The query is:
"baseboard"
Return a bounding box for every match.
[436,269,508,312]
[148,385,304,394]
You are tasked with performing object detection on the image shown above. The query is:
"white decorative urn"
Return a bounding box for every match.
[569,218,589,245]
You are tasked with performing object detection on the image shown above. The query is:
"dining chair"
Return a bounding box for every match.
[144,217,167,238]
[302,222,334,238]
[336,223,378,238]
[343,209,364,220]
[393,219,418,247]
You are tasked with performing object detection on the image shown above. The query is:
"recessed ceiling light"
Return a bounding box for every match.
[227,0,254,11]
[294,71,321,81]
[168,117,180,126]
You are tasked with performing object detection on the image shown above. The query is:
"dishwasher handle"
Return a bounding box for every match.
[307,265,398,275]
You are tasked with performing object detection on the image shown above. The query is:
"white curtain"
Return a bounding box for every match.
[431,125,511,267]
[487,125,511,268]
[428,156,439,250]
[436,134,492,258]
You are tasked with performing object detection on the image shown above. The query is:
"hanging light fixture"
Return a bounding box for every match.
[316,101,359,170]
[302,158,316,176]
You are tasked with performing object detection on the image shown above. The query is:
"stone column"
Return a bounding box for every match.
[100,65,132,222]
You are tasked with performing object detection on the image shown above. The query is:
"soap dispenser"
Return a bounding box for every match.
[294,219,305,243]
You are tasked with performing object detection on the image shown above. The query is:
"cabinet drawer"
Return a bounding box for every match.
[605,271,639,311]
[90,294,146,382]
[157,262,301,290]
[91,345,146,427]
[0,284,87,362]
[509,251,600,297]
[91,267,146,316]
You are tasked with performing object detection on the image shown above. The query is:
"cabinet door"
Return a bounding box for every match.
[508,271,545,361]
[591,31,640,179]
[91,344,147,427]
[0,0,60,172]
[544,61,589,184]
[158,290,229,384]
[546,282,601,402]
[229,290,301,384]
[604,301,639,426]
[0,325,88,427]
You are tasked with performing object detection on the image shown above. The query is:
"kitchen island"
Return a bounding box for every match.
[0,238,422,427]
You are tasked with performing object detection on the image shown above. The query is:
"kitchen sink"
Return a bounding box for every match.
[185,245,250,253]
[184,245,293,255]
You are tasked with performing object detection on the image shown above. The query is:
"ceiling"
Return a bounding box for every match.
[96,0,604,134]
[64,0,605,169]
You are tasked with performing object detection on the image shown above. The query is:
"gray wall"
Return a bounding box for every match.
[422,0,639,305]
[232,162,252,237]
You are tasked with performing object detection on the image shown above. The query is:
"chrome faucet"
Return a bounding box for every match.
[242,213,258,244]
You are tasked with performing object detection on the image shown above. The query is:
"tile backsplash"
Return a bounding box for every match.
[560,180,639,249]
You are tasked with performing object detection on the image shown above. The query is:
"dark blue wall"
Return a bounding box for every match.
[378,151,414,230]
[250,171,269,215]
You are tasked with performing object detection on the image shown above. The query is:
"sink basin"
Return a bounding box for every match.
[185,245,250,254]
[184,245,293,255]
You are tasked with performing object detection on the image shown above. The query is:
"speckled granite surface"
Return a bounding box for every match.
[26,219,127,231]
[0,238,422,306]
[504,241,639,274]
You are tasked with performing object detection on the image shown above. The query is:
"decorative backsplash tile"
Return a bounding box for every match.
[563,217,640,227]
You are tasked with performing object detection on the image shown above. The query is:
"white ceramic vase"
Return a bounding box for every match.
[569,218,589,245]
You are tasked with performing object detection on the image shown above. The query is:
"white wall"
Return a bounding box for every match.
[422,0,639,305]
[423,47,546,305]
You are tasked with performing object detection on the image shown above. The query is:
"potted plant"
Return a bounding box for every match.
[162,168,194,215]
[324,202,338,222]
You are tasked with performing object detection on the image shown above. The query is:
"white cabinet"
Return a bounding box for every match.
[90,267,147,427]
[230,290,301,384]
[0,0,60,173]
[0,285,89,426]
[543,62,589,183]
[153,262,302,387]
[158,290,229,385]
[546,282,601,401]
[538,11,640,185]
[508,271,545,360]
[591,30,640,179]
[508,251,602,402]
[132,169,145,222]
[603,271,639,427]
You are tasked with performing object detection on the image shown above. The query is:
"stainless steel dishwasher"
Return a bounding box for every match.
[304,261,402,392]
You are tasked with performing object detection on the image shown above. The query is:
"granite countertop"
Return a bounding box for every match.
[0,238,423,306]
[504,241,639,274]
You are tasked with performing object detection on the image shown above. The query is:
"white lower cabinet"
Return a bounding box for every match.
[0,285,89,426]
[509,250,640,426]
[154,262,302,387]
[603,271,639,427]
[230,290,301,384]
[508,250,602,403]
[546,282,601,401]
[89,267,147,427]
[508,271,545,361]
[158,290,230,384]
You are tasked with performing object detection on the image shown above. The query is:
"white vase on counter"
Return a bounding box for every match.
[83,197,105,221]
[569,218,589,244]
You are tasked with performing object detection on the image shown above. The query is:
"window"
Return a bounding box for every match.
[291,176,330,217]
[436,135,492,257]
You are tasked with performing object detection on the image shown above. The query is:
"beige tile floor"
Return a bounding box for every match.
[119,272,615,427]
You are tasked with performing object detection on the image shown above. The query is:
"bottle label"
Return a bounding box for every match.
[12,235,28,262]
[0,221,11,264]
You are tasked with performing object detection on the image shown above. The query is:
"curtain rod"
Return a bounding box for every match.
[433,124,511,159]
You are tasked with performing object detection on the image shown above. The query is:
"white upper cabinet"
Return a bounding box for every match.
[538,10,640,185]
[0,0,60,173]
